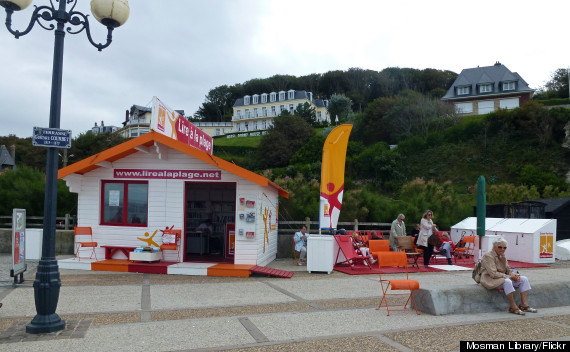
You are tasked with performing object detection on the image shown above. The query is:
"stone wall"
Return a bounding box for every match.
[0,229,74,255]
[0,228,291,259]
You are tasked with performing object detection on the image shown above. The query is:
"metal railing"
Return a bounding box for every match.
[0,214,76,230]
[278,218,392,235]
[0,214,390,233]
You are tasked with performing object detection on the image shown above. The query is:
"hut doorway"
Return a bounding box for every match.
[184,182,236,262]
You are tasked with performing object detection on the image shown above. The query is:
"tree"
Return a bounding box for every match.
[352,96,400,145]
[350,142,404,191]
[327,94,353,124]
[290,134,325,165]
[294,102,317,126]
[194,85,234,121]
[398,178,472,229]
[538,68,569,99]
[383,90,457,141]
[69,132,127,165]
[0,166,77,216]
[486,184,541,204]
[518,164,568,194]
[256,115,315,168]
[273,173,320,221]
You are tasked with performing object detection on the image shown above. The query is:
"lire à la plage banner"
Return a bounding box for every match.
[319,124,352,230]
[151,96,213,155]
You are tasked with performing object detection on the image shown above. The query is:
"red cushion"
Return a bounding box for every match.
[80,242,97,247]
[388,279,420,290]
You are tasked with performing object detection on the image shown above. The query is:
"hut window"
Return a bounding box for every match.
[101,180,148,226]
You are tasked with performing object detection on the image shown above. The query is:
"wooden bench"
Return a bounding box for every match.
[100,245,138,260]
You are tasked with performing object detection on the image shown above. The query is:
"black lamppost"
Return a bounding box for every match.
[1,0,129,334]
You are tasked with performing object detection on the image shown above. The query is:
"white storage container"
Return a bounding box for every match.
[306,235,337,274]
[25,228,43,260]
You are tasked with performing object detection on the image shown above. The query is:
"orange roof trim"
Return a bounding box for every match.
[58,132,288,198]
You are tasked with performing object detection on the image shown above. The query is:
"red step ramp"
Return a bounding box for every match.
[249,266,294,278]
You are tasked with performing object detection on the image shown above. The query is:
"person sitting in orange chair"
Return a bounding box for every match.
[351,232,376,265]
[437,232,455,265]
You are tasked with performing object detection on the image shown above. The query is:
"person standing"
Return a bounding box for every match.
[389,214,406,251]
[294,225,309,266]
[416,210,438,267]
[410,224,420,244]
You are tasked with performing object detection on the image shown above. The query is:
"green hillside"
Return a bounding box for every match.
[212,103,570,229]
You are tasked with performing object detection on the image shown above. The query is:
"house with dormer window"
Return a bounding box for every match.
[441,62,534,116]
[232,90,330,133]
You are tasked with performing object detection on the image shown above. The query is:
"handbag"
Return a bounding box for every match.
[428,233,442,247]
[472,260,482,283]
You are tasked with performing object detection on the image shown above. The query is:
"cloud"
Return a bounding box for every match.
[1,0,569,138]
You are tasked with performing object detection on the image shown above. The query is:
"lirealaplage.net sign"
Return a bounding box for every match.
[151,96,213,155]
[114,169,221,180]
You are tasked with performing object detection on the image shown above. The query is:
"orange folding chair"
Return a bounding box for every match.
[334,235,372,270]
[292,236,299,264]
[376,251,420,315]
[369,239,390,259]
[455,236,476,259]
[74,226,98,261]
[160,229,182,262]
[357,232,369,247]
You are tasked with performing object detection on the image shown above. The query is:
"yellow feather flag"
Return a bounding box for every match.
[319,124,352,230]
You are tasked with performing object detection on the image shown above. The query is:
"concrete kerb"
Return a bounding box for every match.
[414,280,570,316]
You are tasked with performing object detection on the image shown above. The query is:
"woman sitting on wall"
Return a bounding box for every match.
[480,236,537,316]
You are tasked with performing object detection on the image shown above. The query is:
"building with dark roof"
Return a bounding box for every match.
[232,90,330,133]
[475,197,570,241]
[441,62,534,116]
[0,145,16,173]
[116,104,188,138]
[91,121,120,135]
[533,197,570,241]
[116,104,153,138]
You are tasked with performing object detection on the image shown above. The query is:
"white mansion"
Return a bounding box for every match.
[232,90,330,132]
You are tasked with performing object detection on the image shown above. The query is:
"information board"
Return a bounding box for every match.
[11,208,27,277]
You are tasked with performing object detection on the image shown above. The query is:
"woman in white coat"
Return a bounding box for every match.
[416,210,438,267]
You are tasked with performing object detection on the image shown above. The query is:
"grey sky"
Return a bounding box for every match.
[1,0,569,138]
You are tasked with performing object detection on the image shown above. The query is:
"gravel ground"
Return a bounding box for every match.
[2,255,570,351]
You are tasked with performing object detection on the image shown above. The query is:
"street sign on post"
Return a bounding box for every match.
[32,127,72,148]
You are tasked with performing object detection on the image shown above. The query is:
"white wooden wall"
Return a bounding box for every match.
[66,147,279,264]
[233,188,279,266]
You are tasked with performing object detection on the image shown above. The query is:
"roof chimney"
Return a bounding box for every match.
[494,61,501,66]
[94,122,98,126]
[101,120,104,126]
[9,145,15,163]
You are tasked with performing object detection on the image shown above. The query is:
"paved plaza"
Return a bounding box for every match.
[1,254,570,351]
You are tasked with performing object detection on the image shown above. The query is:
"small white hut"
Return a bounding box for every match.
[58,132,288,267]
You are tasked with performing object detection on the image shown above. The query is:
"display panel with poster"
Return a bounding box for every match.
[11,208,27,280]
